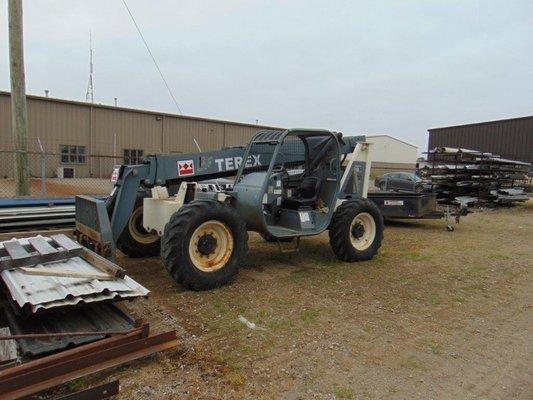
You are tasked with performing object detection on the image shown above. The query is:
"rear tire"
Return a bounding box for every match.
[329,198,384,262]
[117,197,161,258]
[161,201,248,291]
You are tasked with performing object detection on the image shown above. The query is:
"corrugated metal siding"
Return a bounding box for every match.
[428,116,533,163]
[0,92,279,178]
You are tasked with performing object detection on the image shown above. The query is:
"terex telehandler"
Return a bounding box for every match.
[75,129,384,290]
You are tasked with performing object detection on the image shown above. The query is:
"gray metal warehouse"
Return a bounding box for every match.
[428,116,533,164]
[0,91,278,181]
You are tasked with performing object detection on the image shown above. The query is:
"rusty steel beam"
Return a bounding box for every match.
[0,326,144,341]
[0,323,149,380]
[56,380,120,400]
[0,328,177,400]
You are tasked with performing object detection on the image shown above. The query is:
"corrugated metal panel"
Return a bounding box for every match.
[4,303,135,357]
[428,116,533,163]
[0,237,149,314]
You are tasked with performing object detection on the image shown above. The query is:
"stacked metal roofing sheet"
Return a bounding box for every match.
[0,236,149,315]
[3,303,135,357]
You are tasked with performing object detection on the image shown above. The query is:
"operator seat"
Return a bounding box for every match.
[283,176,322,209]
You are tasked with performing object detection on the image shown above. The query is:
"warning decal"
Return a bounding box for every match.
[384,200,404,206]
[177,160,195,176]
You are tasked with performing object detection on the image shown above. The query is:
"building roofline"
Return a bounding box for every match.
[0,90,281,130]
[366,134,418,149]
[428,115,533,132]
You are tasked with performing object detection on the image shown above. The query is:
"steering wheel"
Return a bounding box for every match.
[272,163,286,173]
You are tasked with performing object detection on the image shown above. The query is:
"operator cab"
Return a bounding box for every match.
[233,129,341,239]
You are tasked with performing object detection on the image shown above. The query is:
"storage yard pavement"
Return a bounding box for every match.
[49,201,532,399]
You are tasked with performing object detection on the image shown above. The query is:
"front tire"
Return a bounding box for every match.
[161,201,248,291]
[329,198,384,262]
[117,197,161,258]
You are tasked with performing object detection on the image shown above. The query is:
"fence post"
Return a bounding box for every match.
[37,137,46,197]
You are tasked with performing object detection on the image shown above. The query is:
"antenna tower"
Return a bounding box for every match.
[85,31,94,103]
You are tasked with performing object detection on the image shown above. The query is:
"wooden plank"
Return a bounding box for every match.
[3,241,30,263]
[28,237,58,256]
[19,267,115,281]
[50,234,82,252]
[81,248,126,279]
[0,328,17,365]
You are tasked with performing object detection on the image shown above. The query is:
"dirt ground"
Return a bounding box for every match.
[53,202,532,399]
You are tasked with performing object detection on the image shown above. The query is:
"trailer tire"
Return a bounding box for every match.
[117,197,161,258]
[161,201,248,291]
[329,198,384,262]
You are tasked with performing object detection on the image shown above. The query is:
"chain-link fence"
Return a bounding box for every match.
[0,137,154,198]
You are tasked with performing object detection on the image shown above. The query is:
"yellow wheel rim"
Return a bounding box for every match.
[128,205,159,245]
[188,220,234,272]
[349,212,376,251]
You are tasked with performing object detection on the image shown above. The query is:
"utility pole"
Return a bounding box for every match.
[8,0,30,196]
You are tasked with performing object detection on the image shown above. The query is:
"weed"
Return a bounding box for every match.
[429,343,443,356]
[300,308,321,323]
[228,372,246,386]
[334,386,354,399]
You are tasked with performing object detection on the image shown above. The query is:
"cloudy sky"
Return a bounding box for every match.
[1,0,532,151]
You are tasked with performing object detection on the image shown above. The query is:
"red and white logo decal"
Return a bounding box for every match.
[110,167,120,183]
[177,160,195,176]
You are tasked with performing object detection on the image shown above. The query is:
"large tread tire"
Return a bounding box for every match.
[329,198,384,262]
[117,197,161,258]
[161,201,248,291]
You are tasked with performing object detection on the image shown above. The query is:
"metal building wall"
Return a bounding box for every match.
[428,116,533,163]
[0,92,280,178]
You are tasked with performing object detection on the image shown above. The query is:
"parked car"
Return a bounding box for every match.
[375,172,430,192]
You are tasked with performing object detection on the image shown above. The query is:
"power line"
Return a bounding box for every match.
[121,0,183,114]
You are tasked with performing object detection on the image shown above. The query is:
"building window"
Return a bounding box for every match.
[60,145,86,164]
[123,149,144,165]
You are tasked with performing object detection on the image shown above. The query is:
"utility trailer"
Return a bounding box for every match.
[367,191,467,231]
[76,129,385,290]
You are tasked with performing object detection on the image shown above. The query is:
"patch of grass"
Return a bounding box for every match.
[404,251,433,262]
[489,254,511,261]
[368,253,385,265]
[66,377,86,392]
[267,317,294,332]
[334,386,354,399]
[227,372,246,386]
[429,342,443,356]
[399,355,425,370]
[300,308,321,323]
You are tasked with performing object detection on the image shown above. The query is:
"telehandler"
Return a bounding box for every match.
[75,129,384,290]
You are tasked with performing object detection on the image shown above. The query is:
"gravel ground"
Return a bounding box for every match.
[43,201,532,399]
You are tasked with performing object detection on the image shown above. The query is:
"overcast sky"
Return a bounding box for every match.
[1,0,532,151]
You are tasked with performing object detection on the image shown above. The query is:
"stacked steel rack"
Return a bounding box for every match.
[418,147,530,206]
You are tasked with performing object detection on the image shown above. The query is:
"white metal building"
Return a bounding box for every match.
[365,135,418,177]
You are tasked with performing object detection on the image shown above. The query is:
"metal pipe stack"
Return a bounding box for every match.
[418,147,531,206]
